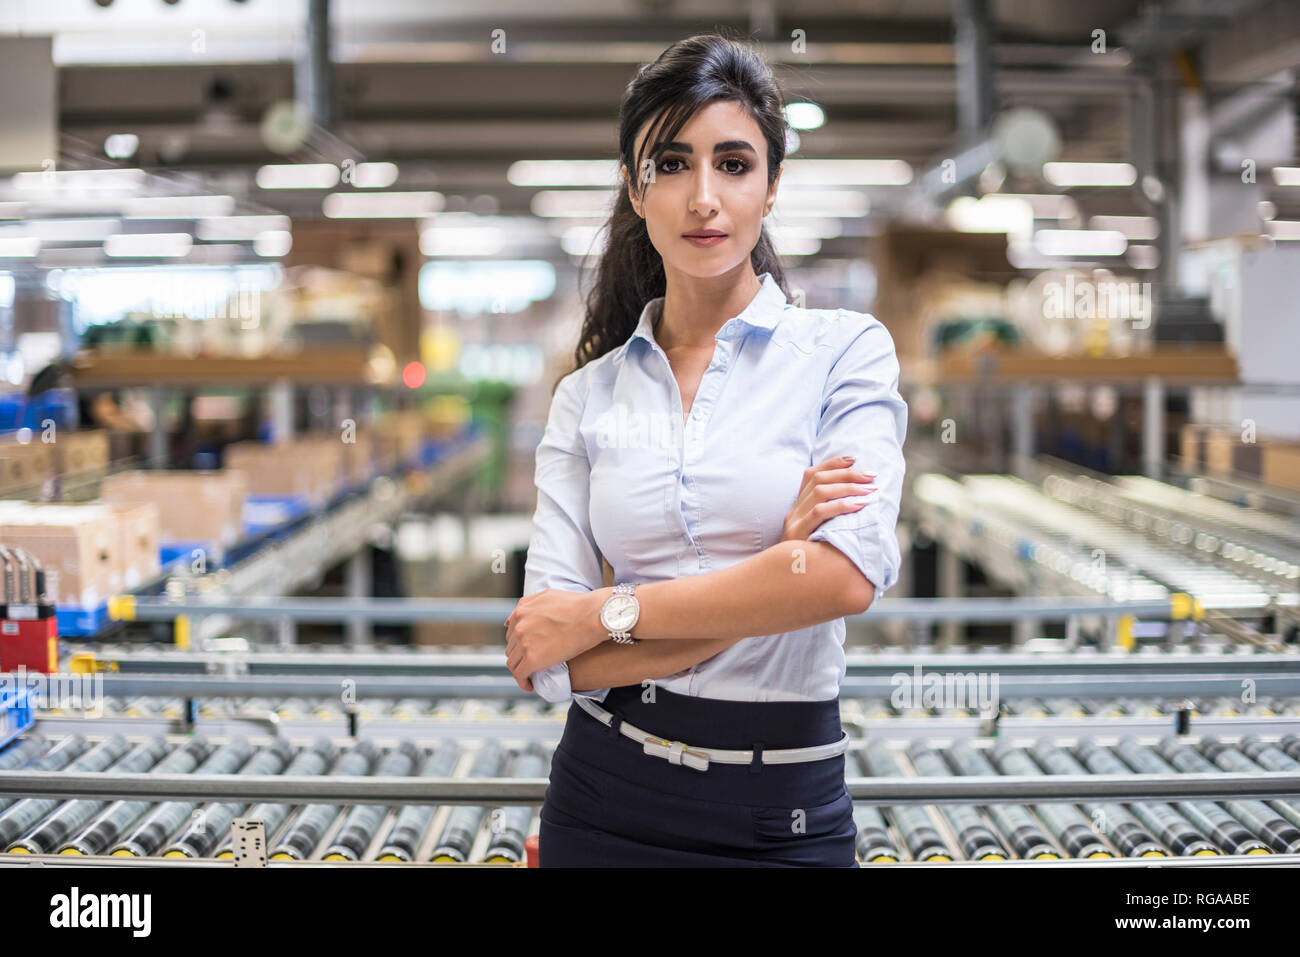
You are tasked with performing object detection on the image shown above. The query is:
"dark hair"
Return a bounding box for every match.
[569,32,793,376]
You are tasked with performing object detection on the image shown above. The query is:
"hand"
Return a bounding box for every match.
[780,455,876,542]
[504,587,611,691]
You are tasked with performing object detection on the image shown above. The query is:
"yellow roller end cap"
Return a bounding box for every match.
[1193,850,1219,856]
[1087,851,1114,859]
[1117,614,1136,651]
[111,849,136,857]
[1246,848,1271,855]
[1140,851,1167,858]
[323,853,348,861]
[59,848,83,855]
[107,594,136,621]
[216,851,233,859]
[871,855,898,863]
[377,855,402,863]
[981,854,1006,861]
[1034,853,1061,860]
[927,854,952,862]
[163,851,187,858]
[7,847,31,854]
[432,855,457,863]
[269,852,294,861]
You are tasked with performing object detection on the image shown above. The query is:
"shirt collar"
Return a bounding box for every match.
[619,271,787,362]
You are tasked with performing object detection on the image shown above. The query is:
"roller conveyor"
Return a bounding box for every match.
[1155,737,1300,853]
[375,741,463,862]
[213,738,336,859]
[321,740,420,861]
[162,737,294,858]
[988,742,1113,858]
[58,738,211,856]
[943,741,1059,860]
[1112,738,1269,855]
[7,735,170,854]
[1072,739,1217,856]
[110,737,254,857]
[858,742,951,862]
[269,739,379,861]
[905,742,1009,860]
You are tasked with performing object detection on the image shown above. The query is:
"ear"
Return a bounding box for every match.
[764,164,782,217]
[621,164,643,218]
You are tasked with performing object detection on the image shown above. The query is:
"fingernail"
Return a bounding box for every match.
[842,455,855,462]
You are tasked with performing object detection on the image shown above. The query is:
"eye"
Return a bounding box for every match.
[721,157,752,174]
[657,157,685,174]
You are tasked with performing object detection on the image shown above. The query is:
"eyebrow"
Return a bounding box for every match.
[654,140,757,155]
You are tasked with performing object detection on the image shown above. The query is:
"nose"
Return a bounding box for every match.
[688,165,720,217]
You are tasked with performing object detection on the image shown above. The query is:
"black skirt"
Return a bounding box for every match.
[539,683,858,867]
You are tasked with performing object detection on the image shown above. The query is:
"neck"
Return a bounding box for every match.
[655,265,763,351]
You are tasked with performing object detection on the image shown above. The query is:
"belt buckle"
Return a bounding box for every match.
[643,735,710,772]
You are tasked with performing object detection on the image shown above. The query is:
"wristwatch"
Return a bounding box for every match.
[600,582,640,644]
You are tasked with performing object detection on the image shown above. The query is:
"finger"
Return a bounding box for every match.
[813,467,876,484]
[812,482,877,501]
[794,498,869,538]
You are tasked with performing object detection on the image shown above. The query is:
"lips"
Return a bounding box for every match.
[683,230,727,238]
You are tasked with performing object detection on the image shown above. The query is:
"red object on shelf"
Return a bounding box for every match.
[525,834,539,868]
[0,615,58,673]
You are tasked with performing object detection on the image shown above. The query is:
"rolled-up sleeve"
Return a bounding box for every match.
[805,313,908,609]
[521,368,610,705]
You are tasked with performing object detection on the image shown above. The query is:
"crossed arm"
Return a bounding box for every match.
[521,539,874,692]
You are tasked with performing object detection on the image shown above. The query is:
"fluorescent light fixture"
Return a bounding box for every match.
[768,217,843,239]
[772,190,870,218]
[420,226,506,256]
[530,189,616,218]
[256,163,340,189]
[1043,162,1137,187]
[1266,220,1300,240]
[770,232,821,256]
[184,244,241,264]
[0,237,41,257]
[253,230,293,257]
[104,134,139,159]
[1258,200,1277,221]
[0,202,25,219]
[560,225,608,257]
[323,191,444,218]
[11,168,146,191]
[996,193,1077,219]
[1271,167,1300,186]
[125,195,236,218]
[780,159,912,186]
[104,232,193,257]
[1033,229,1127,256]
[785,102,825,130]
[350,162,400,188]
[1089,215,1159,240]
[12,218,121,242]
[508,160,619,187]
[197,215,292,241]
[1126,245,1160,269]
[947,195,1034,237]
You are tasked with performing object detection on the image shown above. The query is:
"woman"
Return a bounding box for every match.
[505,32,907,866]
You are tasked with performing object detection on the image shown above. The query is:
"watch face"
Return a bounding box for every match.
[602,594,637,631]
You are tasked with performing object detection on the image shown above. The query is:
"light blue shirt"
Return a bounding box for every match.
[522,271,907,704]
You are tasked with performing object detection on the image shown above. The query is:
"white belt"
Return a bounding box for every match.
[572,694,850,772]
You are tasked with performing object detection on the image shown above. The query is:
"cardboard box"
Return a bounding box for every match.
[0,440,54,496]
[100,470,247,550]
[1204,429,1236,477]
[53,430,110,476]
[105,501,161,589]
[1181,424,1205,471]
[1263,442,1300,494]
[0,502,120,607]
[223,438,340,506]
